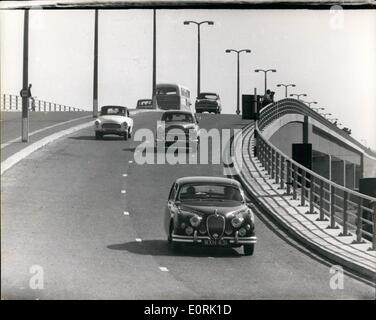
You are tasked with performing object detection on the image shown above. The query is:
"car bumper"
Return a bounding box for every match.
[172,231,257,245]
[195,105,220,111]
[95,128,127,134]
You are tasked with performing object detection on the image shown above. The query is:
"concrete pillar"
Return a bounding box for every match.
[331,159,345,185]
[345,162,356,189]
[312,154,331,179]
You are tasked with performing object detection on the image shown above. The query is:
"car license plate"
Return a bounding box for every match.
[204,239,228,246]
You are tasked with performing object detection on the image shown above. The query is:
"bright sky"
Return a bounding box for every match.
[1,8,375,149]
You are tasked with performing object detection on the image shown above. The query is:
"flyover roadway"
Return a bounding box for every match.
[1,112,375,299]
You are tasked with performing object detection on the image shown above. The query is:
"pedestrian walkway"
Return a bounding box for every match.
[234,123,376,279]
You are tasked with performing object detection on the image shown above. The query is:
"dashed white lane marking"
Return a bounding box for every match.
[122,174,128,177]
[135,238,142,242]
[159,266,169,272]
[1,121,93,176]
[123,211,129,216]
[121,190,126,194]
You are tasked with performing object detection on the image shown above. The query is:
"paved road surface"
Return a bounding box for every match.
[1,112,374,299]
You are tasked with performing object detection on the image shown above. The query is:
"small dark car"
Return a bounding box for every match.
[136,99,154,109]
[164,176,257,255]
[195,92,221,114]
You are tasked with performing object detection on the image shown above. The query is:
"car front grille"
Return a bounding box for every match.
[102,123,121,129]
[207,214,225,239]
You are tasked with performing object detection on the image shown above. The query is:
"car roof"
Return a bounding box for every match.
[101,105,127,109]
[175,176,241,187]
[199,92,218,96]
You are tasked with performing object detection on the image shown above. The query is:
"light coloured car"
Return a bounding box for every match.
[94,105,134,140]
[155,110,200,150]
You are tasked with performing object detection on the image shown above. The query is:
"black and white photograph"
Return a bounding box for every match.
[1,0,375,305]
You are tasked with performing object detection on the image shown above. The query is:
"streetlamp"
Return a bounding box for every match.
[290,93,307,100]
[312,107,324,112]
[302,101,318,108]
[321,113,332,118]
[254,68,277,94]
[276,83,295,98]
[225,48,251,115]
[183,20,214,97]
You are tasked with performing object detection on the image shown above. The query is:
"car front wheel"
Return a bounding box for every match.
[243,244,254,256]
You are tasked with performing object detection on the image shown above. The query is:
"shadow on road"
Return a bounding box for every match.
[107,240,242,258]
[69,135,124,141]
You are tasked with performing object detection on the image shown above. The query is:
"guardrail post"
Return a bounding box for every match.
[316,178,327,221]
[271,149,275,180]
[292,164,297,200]
[275,153,279,184]
[16,96,19,110]
[328,185,339,229]
[286,160,291,195]
[306,176,315,214]
[59,104,62,112]
[301,170,306,206]
[339,191,350,236]
[49,102,51,112]
[2,94,5,110]
[268,148,272,176]
[9,96,12,110]
[280,156,285,189]
[38,100,41,111]
[353,197,364,243]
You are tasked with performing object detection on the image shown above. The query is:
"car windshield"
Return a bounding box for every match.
[162,113,194,123]
[178,184,243,202]
[198,93,217,100]
[101,107,126,116]
[156,87,178,95]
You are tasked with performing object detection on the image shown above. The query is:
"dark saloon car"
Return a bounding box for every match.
[195,92,221,114]
[164,176,257,255]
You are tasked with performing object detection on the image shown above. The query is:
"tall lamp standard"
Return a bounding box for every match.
[225,48,251,115]
[302,101,318,108]
[183,20,214,97]
[312,107,324,112]
[290,93,307,100]
[276,83,295,98]
[254,69,277,94]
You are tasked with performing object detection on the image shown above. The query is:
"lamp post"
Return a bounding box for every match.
[276,83,295,98]
[321,113,332,118]
[290,93,307,100]
[302,101,318,108]
[183,20,214,97]
[93,9,98,118]
[254,68,277,94]
[21,9,29,142]
[312,107,324,112]
[225,48,251,115]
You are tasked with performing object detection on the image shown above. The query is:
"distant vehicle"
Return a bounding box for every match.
[136,99,153,109]
[195,92,221,114]
[164,176,257,255]
[94,106,134,140]
[155,83,192,112]
[155,110,200,150]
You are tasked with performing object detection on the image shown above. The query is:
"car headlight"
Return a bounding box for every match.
[231,213,245,228]
[185,226,193,235]
[122,122,128,128]
[190,214,202,227]
[95,120,100,127]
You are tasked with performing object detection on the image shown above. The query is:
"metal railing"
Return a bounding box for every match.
[254,99,376,250]
[1,94,85,112]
